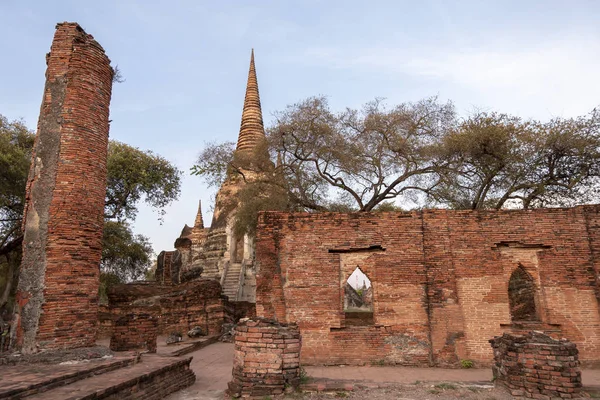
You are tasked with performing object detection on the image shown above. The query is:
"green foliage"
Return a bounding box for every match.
[373,201,404,212]
[0,115,34,311]
[98,272,122,304]
[460,359,474,369]
[101,221,153,282]
[105,141,182,222]
[299,366,310,384]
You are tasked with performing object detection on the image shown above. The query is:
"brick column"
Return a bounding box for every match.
[11,22,113,353]
[227,318,301,398]
[110,306,159,353]
[490,332,582,399]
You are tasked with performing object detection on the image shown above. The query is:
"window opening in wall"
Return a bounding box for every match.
[344,267,373,326]
[508,266,539,322]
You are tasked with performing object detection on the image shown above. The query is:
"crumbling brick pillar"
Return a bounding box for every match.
[11,22,113,353]
[227,318,301,398]
[490,332,582,399]
[110,306,159,353]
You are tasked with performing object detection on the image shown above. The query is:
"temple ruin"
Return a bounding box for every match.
[156,50,267,303]
[2,18,600,400]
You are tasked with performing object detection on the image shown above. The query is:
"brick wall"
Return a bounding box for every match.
[227,318,301,398]
[490,332,582,399]
[107,279,227,336]
[11,22,113,353]
[256,207,600,366]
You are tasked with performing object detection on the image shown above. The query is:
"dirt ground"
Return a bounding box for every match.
[270,383,569,400]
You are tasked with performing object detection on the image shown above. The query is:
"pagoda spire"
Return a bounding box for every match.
[194,200,204,229]
[236,49,265,153]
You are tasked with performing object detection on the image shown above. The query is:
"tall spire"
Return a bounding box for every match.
[236,49,265,153]
[194,200,204,229]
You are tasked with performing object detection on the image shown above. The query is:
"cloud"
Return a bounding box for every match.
[303,36,600,118]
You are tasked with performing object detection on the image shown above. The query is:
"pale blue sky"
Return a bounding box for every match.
[1,0,599,255]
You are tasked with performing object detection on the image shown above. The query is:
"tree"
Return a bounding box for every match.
[101,220,153,282]
[430,109,600,209]
[270,96,456,211]
[105,141,182,222]
[0,114,182,311]
[194,96,456,217]
[0,116,34,310]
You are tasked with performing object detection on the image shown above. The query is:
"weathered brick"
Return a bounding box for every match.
[490,332,582,398]
[12,22,113,353]
[256,208,600,366]
[227,318,301,398]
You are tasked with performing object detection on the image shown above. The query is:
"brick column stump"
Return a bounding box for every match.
[227,318,301,398]
[490,331,582,399]
[110,306,159,353]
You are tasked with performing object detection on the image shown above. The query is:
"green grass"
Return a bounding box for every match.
[434,383,457,390]
[299,367,310,384]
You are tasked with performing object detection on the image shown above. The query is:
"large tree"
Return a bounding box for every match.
[429,109,600,209]
[194,96,456,214]
[0,114,182,310]
[194,97,600,235]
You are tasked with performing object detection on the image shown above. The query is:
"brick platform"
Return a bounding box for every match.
[490,331,582,399]
[227,318,301,398]
[0,354,194,400]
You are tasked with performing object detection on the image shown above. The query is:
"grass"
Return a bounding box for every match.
[299,367,310,384]
[460,359,474,369]
[434,382,457,390]
[335,392,348,398]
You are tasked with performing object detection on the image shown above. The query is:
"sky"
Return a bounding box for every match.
[1,0,599,256]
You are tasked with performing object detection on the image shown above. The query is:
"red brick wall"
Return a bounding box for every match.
[108,280,227,336]
[12,22,113,353]
[256,207,600,366]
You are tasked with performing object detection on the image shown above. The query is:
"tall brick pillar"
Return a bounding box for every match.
[10,22,113,353]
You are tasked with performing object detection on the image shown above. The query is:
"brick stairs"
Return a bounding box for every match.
[222,262,242,301]
[0,353,195,400]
